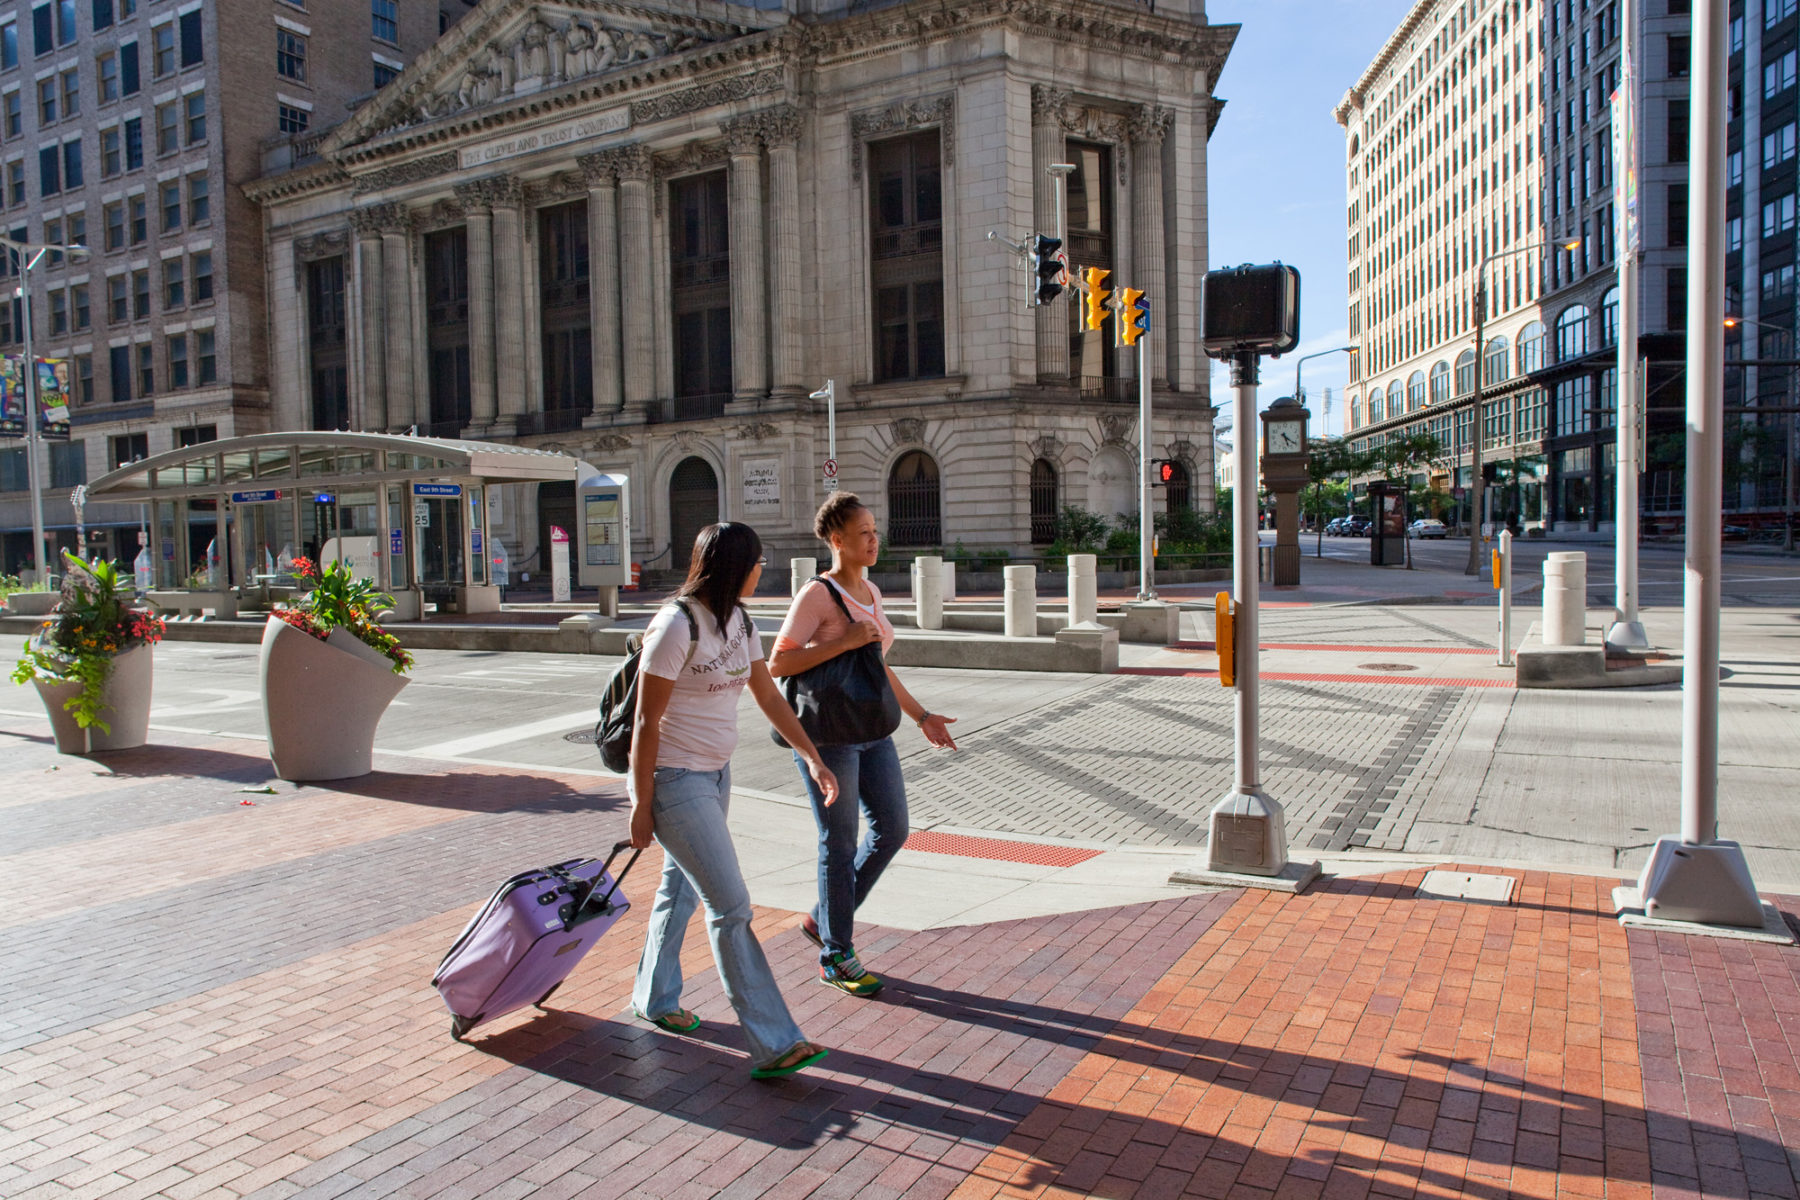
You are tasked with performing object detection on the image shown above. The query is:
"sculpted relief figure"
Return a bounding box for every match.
[618,29,658,63]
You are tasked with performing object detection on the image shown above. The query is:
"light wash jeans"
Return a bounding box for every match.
[631,764,807,1068]
[791,736,909,964]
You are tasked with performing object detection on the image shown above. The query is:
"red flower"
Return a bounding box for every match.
[288,556,319,580]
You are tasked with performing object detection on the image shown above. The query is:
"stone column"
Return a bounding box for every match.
[723,115,769,406]
[615,146,656,417]
[1032,85,1070,381]
[1130,105,1173,386]
[453,181,498,432]
[488,176,527,433]
[377,206,416,430]
[764,107,805,398]
[350,212,387,431]
[580,152,623,421]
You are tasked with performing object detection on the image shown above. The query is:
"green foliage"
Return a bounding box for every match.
[2,572,49,594]
[1051,505,1110,554]
[273,556,412,674]
[11,552,165,732]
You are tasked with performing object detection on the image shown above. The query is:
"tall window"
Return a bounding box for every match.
[1555,304,1590,360]
[1428,360,1451,404]
[371,0,397,42]
[306,257,348,429]
[887,450,941,547]
[1455,348,1476,396]
[425,226,470,434]
[1517,321,1546,373]
[1029,458,1057,544]
[1484,335,1509,385]
[1407,370,1426,412]
[277,30,306,81]
[1065,141,1115,394]
[869,131,944,382]
[538,200,590,427]
[669,171,730,418]
[151,22,175,77]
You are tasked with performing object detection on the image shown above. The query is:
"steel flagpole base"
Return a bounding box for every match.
[1604,620,1651,651]
[1627,837,1765,929]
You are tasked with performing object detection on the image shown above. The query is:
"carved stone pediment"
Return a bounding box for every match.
[327,0,758,154]
[592,432,632,451]
[734,422,780,442]
[850,95,953,182]
[293,230,349,261]
[1098,414,1134,444]
[1029,434,1063,463]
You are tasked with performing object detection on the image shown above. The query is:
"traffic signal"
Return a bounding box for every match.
[1030,234,1064,305]
[1082,267,1111,331]
[1119,287,1148,346]
[1152,459,1177,486]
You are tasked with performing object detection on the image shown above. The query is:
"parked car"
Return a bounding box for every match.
[1325,517,1350,536]
[1342,516,1372,537]
[1407,518,1448,539]
[1723,524,1750,541]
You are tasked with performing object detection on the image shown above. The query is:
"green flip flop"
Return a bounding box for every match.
[635,1008,701,1033]
[751,1044,829,1081]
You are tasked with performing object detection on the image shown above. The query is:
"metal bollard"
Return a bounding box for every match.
[1003,564,1037,638]
[914,554,945,630]
[790,556,817,596]
[1496,530,1513,666]
[1067,553,1098,626]
[1542,551,1587,646]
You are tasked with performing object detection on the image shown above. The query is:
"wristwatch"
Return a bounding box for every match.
[915,711,933,726]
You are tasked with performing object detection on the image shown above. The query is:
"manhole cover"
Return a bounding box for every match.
[1416,870,1516,905]
[562,729,598,744]
[1358,662,1419,672]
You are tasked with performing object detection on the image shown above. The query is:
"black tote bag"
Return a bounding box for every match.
[773,577,902,748]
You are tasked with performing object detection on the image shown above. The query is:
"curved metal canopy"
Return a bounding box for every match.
[84,432,582,501]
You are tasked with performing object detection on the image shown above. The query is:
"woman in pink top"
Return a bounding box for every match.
[769,493,958,997]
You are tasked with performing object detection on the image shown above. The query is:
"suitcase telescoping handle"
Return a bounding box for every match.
[574,840,643,914]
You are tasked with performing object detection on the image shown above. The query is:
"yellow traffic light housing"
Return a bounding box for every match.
[1118,287,1147,346]
[1082,267,1111,332]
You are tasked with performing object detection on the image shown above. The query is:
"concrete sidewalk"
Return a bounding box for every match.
[3,712,1800,1199]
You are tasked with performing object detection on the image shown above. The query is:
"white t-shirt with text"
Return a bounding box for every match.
[639,600,755,771]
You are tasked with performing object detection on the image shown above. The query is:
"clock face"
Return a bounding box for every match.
[1267,421,1303,454]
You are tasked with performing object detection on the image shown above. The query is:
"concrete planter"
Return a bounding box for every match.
[260,617,409,781]
[6,591,58,616]
[32,643,154,754]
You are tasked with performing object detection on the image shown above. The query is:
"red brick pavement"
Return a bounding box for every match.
[5,717,1800,1200]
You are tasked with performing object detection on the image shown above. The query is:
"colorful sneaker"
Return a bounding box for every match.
[819,951,882,997]
[800,915,824,949]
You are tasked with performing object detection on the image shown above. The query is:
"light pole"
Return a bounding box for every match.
[1291,345,1356,541]
[1465,239,1580,575]
[1722,315,1798,552]
[0,233,89,584]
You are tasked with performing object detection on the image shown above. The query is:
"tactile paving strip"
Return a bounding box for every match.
[904,829,1103,867]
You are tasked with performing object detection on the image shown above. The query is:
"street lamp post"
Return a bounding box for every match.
[1466,240,1579,575]
[0,233,89,584]
[1290,345,1355,547]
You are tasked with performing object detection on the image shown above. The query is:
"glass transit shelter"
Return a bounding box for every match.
[83,433,590,617]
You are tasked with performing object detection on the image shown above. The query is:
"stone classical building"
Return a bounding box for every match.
[247,0,1236,579]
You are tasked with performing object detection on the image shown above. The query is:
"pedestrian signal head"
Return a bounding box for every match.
[1082,267,1111,332]
[1156,459,1177,485]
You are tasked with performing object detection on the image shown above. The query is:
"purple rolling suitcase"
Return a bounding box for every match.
[433,840,642,1040]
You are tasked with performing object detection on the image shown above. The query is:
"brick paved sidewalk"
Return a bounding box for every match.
[3,718,1799,1199]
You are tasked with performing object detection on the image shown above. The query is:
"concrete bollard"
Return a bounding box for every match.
[1542,551,1587,646]
[941,560,957,603]
[1067,553,1098,626]
[914,554,945,630]
[1003,564,1037,638]
[790,555,817,596]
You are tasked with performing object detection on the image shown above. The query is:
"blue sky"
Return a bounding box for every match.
[1204,0,1418,440]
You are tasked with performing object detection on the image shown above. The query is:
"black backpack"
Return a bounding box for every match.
[594,599,755,773]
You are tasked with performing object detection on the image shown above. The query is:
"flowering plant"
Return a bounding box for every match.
[274,556,412,674]
[10,553,166,731]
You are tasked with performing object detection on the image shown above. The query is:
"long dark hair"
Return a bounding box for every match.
[675,522,762,635]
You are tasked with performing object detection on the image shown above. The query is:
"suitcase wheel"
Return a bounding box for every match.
[450,1014,476,1042]
[534,983,562,1010]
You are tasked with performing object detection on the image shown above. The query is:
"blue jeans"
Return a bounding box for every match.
[632,765,807,1068]
[792,737,909,964]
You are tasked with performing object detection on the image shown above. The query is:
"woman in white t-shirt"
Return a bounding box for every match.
[628,521,840,1081]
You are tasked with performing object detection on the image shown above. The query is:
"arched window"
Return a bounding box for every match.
[1517,321,1546,373]
[1029,458,1058,544]
[1600,287,1620,347]
[1428,361,1451,405]
[1386,380,1404,422]
[887,450,941,547]
[1407,371,1426,412]
[1484,335,1510,385]
[1348,392,1361,430]
[1165,460,1191,512]
[668,457,720,570]
[1455,348,1477,395]
[1556,304,1591,361]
